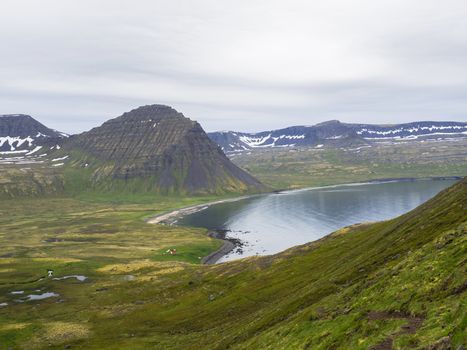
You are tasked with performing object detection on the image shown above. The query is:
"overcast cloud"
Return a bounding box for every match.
[0,0,466,133]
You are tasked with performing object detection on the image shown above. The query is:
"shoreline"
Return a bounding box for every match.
[145,194,259,225]
[146,175,462,264]
[274,175,463,194]
[200,230,244,265]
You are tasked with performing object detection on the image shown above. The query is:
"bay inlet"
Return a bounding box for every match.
[177,179,458,262]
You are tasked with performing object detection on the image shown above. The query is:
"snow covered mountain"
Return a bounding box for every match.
[208,120,467,152]
[0,114,67,157]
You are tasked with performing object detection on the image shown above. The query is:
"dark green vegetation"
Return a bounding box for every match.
[0,176,465,349]
[231,139,467,189]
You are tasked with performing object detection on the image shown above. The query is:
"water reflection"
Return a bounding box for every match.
[178,179,457,262]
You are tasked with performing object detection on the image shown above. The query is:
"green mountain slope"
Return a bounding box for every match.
[90,178,464,349]
[0,179,464,349]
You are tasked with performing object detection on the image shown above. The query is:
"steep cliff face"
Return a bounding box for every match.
[63,105,264,194]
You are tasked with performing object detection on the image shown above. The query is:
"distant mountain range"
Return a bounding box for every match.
[2,112,466,196]
[0,114,67,155]
[0,106,264,196]
[208,120,467,152]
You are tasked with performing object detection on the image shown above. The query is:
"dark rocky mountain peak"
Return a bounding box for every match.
[63,105,264,194]
[111,104,186,123]
[314,119,341,126]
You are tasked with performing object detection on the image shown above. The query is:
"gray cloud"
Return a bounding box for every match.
[0,0,466,134]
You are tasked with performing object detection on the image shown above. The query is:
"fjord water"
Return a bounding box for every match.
[178,179,458,263]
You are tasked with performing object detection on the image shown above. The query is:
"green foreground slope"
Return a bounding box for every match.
[0,179,465,349]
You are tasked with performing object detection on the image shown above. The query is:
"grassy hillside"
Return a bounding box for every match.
[231,140,467,189]
[0,164,65,198]
[0,176,465,348]
[0,161,261,200]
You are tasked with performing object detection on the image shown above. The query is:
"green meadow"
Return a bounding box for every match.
[0,175,465,349]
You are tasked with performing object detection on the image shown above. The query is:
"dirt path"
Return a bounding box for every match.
[368,311,424,350]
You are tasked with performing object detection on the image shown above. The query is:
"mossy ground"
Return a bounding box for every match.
[0,178,465,349]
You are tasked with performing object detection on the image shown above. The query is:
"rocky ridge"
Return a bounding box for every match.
[209,120,467,152]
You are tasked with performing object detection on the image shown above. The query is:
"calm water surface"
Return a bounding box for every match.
[178,179,457,263]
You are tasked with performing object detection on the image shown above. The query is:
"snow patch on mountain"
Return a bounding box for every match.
[0,114,68,165]
[26,146,43,155]
[51,155,69,162]
[0,149,29,155]
[0,136,34,151]
[356,124,467,138]
[209,121,467,153]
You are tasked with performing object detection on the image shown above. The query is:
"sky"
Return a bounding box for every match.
[0,0,466,134]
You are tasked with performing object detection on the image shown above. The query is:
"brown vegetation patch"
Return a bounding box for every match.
[368,311,424,350]
[32,322,90,346]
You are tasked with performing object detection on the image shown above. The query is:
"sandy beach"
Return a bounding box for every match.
[145,195,255,225]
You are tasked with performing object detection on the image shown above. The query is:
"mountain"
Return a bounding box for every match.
[209,120,467,152]
[0,114,67,156]
[61,105,264,194]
